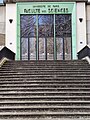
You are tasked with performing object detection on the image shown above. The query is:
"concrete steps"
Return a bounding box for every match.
[0,60,90,119]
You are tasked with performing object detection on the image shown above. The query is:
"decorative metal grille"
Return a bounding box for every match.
[38,15,54,37]
[55,15,71,37]
[21,15,37,37]
[21,14,71,38]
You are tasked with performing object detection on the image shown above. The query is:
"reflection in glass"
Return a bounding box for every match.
[20,14,72,60]
[47,38,54,60]
[21,15,36,37]
[56,38,63,60]
[64,37,71,60]
[55,15,71,37]
[29,38,36,60]
[55,14,72,60]
[38,15,54,60]
[38,15,54,37]
[20,15,37,60]
[21,38,28,60]
[39,38,45,60]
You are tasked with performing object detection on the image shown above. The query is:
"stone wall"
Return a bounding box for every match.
[86,5,90,46]
[0,6,6,46]
[0,34,5,46]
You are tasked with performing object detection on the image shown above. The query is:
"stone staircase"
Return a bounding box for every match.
[0,60,90,120]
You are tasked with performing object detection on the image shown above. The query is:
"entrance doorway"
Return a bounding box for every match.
[20,14,72,60]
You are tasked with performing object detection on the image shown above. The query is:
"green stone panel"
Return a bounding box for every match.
[16,2,76,60]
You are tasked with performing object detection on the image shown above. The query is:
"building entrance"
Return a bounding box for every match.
[20,14,72,60]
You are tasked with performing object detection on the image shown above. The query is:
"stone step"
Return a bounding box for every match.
[0,105,90,108]
[0,111,89,118]
[11,63,88,66]
[7,60,87,62]
[0,87,90,92]
[0,84,90,88]
[1,81,90,85]
[0,92,90,97]
[0,106,90,113]
[0,94,89,99]
[1,67,90,72]
[0,75,90,79]
[0,100,90,104]
[1,64,90,68]
[0,101,90,107]
[0,82,90,85]
[0,91,90,94]
[0,60,90,119]
[0,77,90,80]
[0,71,90,75]
[5,60,88,64]
[1,68,84,71]
[0,116,90,120]
[1,69,90,72]
[1,61,89,67]
[0,80,90,84]
[0,96,90,101]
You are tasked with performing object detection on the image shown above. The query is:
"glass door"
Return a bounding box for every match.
[20,15,37,60]
[55,15,72,60]
[38,15,54,60]
[56,38,64,60]
[20,14,72,60]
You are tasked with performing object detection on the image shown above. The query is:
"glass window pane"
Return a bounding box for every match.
[64,37,72,60]
[55,15,71,37]
[56,38,63,60]
[20,15,37,60]
[38,15,54,60]
[47,38,54,60]
[38,15,54,37]
[39,38,45,60]
[21,38,28,60]
[21,15,37,37]
[55,14,72,60]
[29,38,36,60]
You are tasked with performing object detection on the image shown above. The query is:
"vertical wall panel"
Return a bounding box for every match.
[0,6,6,46]
[76,2,86,52]
[6,4,16,53]
[86,5,90,46]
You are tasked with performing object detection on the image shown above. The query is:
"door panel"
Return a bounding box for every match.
[39,38,45,60]
[29,38,36,60]
[47,37,54,60]
[56,38,63,60]
[20,15,37,60]
[21,38,28,60]
[64,37,72,60]
[55,14,72,60]
[38,15,54,60]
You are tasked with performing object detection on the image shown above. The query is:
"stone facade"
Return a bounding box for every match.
[0,6,5,46]
[5,0,87,2]
[86,5,90,46]
[1,0,90,55]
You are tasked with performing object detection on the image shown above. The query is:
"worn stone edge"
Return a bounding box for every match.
[5,0,88,3]
[82,56,90,64]
[0,57,9,67]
